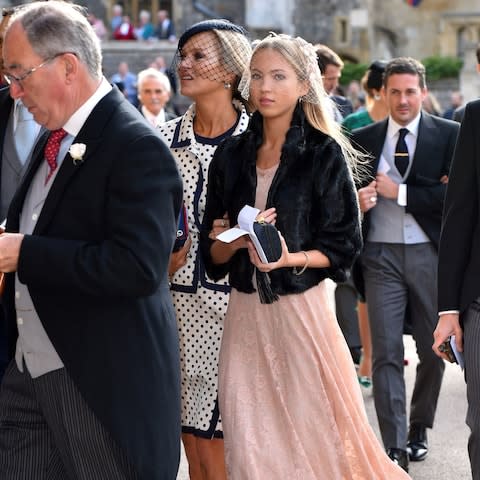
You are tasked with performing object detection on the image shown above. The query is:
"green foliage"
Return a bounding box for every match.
[340,56,463,87]
[341,62,369,87]
[422,56,463,81]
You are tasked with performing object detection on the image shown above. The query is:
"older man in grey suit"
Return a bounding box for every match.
[351,57,459,472]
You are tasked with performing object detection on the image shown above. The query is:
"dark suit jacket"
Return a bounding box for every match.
[0,88,13,379]
[0,88,13,188]
[351,113,459,295]
[453,104,466,123]
[331,94,353,118]
[155,19,175,40]
[438,100,480,314]
[4,87,183,479]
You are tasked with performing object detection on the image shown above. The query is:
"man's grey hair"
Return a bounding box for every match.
[137,68,171,93]
[7,1,102,79]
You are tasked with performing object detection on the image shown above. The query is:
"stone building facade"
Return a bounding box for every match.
[2,0,480,102]
[100,0,480,99]
[3,0,480,63]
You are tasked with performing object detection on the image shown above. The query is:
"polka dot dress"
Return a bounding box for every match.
[158,101,250,438]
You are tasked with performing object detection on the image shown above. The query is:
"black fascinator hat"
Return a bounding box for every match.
[178,19,248,50]
[366,60,387,90]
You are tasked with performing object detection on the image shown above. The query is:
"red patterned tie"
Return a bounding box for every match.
[44,128,67,184]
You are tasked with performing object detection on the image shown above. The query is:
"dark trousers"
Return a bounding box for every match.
[335,272,361,353]
[0,309,8,383]
[463,300,480,480]
[362,242,445,449]
[0,361,138,480]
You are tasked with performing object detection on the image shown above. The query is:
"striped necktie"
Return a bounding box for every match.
[394,128,410,176]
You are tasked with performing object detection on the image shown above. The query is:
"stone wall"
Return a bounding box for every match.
[172,0,247,35]
[100,40,193,113]
[101,40,177,78]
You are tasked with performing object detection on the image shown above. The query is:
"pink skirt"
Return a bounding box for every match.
[219,282,411,480]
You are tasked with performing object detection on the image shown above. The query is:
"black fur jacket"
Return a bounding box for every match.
[200,105,362,297]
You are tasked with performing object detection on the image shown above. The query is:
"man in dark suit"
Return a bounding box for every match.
[0,7,42,383]
[154,9,176,42]
[434,100,480,480]
[315,43,353,121]
[352,57,459,472]
[0,2,182,479]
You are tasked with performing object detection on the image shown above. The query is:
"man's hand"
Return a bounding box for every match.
[358,180,377,213]
[0,233,24,272]
[433,313,463,360]
[375,172,399,200]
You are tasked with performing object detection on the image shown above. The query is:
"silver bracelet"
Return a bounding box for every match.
[293,251,309,276]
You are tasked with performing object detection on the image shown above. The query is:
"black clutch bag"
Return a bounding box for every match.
[252,221,282,263]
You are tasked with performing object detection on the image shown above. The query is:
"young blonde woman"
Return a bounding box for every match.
[201,34,411,479]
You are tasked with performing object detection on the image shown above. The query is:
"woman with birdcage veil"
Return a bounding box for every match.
[200,34,411,478]
[157,19,251,479]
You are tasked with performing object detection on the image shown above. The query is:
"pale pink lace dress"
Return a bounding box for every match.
[218,164,410,479]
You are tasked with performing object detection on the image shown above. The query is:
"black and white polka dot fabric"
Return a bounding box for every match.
[158,100,250,438]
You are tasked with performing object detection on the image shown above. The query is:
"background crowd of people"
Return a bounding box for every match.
[97,4,177,43]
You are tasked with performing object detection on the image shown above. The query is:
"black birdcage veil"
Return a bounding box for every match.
[173,20,252,91]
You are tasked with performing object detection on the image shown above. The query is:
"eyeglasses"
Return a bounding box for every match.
[3,52,65,86]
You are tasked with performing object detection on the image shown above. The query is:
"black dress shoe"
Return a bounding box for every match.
[407,424,428,461]
[386,448,409,472]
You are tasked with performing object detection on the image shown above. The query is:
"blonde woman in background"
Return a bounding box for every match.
[158,19,251,480]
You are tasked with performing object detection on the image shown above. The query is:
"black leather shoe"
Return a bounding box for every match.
[407,424,428,461]
[386,448,409,472]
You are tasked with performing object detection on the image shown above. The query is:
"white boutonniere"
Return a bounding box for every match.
[69,143,86,165]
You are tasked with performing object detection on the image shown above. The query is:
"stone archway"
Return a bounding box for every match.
[372,26,397,60]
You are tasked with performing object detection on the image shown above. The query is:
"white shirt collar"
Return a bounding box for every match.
[63,77,112,136]
[387,112,421,140]
[142,105,166,127]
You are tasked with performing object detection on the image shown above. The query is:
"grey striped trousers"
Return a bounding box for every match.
[0,361,138,479]
[464,299,480,480]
